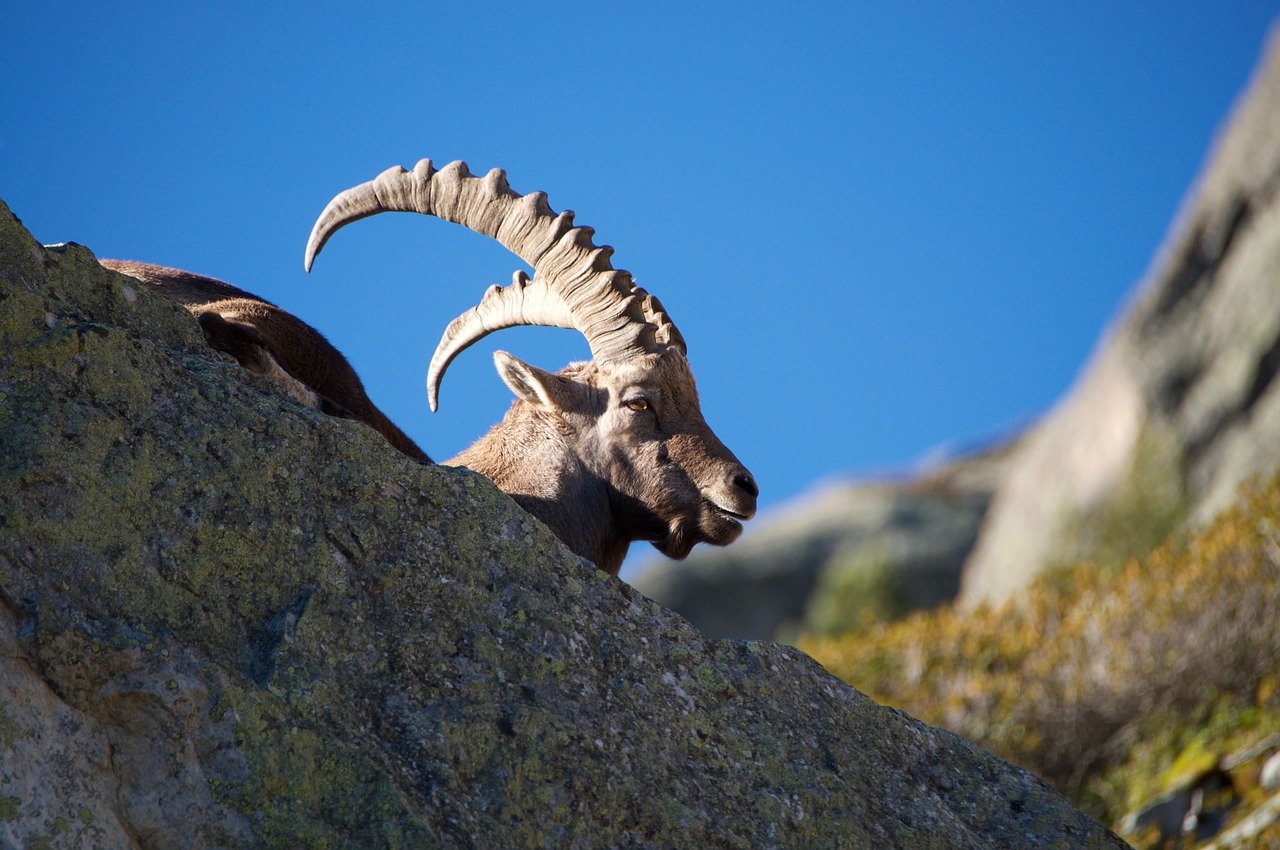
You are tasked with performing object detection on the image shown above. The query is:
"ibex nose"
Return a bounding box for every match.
[720,469,759,522]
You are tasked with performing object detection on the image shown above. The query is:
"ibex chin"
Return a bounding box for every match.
[102,159,758,576]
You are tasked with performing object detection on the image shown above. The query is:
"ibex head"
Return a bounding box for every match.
[305,159,757,574]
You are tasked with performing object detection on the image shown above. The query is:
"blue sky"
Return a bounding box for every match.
[3,4,1276,560]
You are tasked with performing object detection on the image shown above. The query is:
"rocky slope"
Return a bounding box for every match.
[961,24,1280,604]
[0,205,1127,848]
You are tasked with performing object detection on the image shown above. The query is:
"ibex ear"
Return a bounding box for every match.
[494,351,570,410]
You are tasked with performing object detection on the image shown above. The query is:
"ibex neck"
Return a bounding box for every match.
[445,423,628,575]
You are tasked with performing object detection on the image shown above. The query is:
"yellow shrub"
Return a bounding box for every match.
[800,472,1280,829]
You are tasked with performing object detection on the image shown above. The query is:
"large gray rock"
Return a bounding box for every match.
[633,441,1014,641]
[960,24,1280,605]
[0,201,1127,848]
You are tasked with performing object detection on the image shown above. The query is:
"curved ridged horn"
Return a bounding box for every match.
[305,159,685,408]
[425,270,574,412]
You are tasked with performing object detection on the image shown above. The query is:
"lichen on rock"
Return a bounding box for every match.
[0,200,1127,848]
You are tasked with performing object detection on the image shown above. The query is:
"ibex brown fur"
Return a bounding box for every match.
[103,159,757,575]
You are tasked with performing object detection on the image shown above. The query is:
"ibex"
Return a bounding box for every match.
[103,159,757,575]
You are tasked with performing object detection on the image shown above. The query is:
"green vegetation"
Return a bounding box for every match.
[1060,420,1190,576]
[800,469,1280,847]
[803,544,912,636]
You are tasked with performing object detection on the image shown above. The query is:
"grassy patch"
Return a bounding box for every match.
[800,469,1280,843]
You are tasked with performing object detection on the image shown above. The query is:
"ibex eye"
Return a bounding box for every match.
[625,398,650,412]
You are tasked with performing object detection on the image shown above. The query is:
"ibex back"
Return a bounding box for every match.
[103,159,758,575]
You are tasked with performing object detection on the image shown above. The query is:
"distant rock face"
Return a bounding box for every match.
[633,443,1013,642]
[960,25,1280,605]
[647,25,1280,624]
[0,204,1126,848]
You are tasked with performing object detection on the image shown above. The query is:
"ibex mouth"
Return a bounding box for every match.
[704,501,750,541]
[717,506,752,521]
[707,498,755,523]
